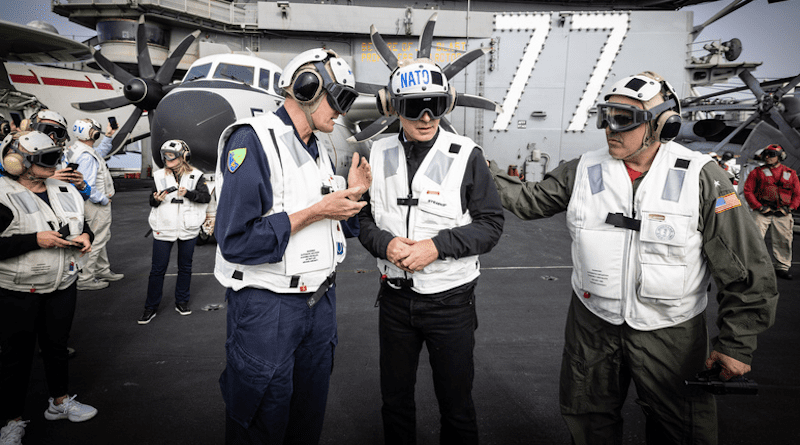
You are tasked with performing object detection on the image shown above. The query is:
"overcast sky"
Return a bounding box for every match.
[4,0,798,81]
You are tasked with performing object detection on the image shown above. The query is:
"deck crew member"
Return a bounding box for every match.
[743,143,800,280]
[214,48,369,444]
[489,72,778,444]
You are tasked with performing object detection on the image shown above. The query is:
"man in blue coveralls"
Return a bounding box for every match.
[214,48,371,444]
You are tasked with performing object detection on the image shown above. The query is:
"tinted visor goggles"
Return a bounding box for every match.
[11,143,63,168]
[596,103,652,133]
[161,149,184,162]
[394,93,451,121]
[30,122,69,144]
[763,150,779,158]
[324,82,358,114]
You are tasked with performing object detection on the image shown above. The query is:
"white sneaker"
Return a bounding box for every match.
[0,420,28,445]
[44,395,97,422]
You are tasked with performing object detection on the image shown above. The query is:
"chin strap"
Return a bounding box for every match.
[623,121,657,161]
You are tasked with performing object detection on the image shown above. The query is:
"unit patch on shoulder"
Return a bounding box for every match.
[228,148,247,173]
[714,192,741,214]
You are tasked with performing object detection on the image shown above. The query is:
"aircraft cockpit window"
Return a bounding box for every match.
[184,63,212,82]
[273,72,283,96]
[214,64,255,86]
[258,69,271,91]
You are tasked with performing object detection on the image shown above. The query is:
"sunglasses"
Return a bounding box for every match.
[324,82,358,115]
[394,93,451,121]
[31,122,69,143]
[596,103,652,133]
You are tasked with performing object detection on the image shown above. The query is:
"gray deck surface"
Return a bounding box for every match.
[20,182,799,444]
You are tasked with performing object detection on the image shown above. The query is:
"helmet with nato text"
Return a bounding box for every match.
[387,59,455,121]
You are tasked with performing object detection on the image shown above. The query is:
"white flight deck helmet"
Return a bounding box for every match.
[278,48,357,131]
[30,109,70,145]
[385,59,455,121]
[1,131,64,176]
[160,139,191,163]
[72,118,103,141]
[598,72,682,149]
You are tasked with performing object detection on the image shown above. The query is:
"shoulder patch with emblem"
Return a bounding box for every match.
[228,148,247,173]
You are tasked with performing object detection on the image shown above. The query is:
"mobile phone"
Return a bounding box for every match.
[163,186,178,194]
[58,225,71,237]
[108,116,118,130]
[67,162,79,171]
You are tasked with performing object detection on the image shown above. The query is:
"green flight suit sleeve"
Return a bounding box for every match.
[698,162,779,365]
[489,158,579,219]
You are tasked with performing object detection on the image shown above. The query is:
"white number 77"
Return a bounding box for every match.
[491,13,630,132]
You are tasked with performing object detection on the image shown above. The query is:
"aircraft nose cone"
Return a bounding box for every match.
[151,90,237,172]
[124,78,147,103]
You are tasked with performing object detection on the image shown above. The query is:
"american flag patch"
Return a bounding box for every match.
[714,192,741,214]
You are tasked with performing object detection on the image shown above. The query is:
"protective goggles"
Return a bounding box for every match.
[162,151,181,161]
[763,150,780,158]
[394,93,451,121]
[596,103,652,133]
[10,143,63,168]
[30,121,69,143]
[324,82,358,115]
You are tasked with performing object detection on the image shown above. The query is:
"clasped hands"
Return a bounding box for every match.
[386,237,439,273]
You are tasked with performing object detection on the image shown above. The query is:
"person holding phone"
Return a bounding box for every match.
[1,132,98,444]
[138,140,211,324]
[63,118,121,291]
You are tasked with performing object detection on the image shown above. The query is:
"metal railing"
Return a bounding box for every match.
[56,0,258,26]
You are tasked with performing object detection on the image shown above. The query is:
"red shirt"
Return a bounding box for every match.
[743,163,800,210]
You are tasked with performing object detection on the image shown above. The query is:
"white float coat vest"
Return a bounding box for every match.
[66,141,115,199]
[148,167,208,241]
[214,113,346,293]
[566,141,714,330]
[369,130,479,294]
[0,176,85,293]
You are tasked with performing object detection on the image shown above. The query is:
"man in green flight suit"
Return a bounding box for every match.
[489,71,779,444]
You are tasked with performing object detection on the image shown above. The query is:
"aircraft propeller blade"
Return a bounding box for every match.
[739,69,766,98]
[90,47,134,85]
[456,93,503,113]
[442,47,489,80]
[711,112,760,152]
[767,107,800,150]
[71,95,131,112]
[370,25,398,71]
[111,107,144,153]
[773,72,800,100]
[355,82,384,95]
[348,116,397,142]
[417,13,438,59]
[136,16,156,79]
[154,30,201,85]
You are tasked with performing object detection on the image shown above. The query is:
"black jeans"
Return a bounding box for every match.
[379,283,479,445]
[1,282,77,421]
[145,237,197,309]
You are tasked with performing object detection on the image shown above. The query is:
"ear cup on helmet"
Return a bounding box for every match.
[376,88,393,116]
[654,110,681,143]
[2,141,26,176]
[779,149,787,161]
[446,84,457,115]
[292,69,323,103]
